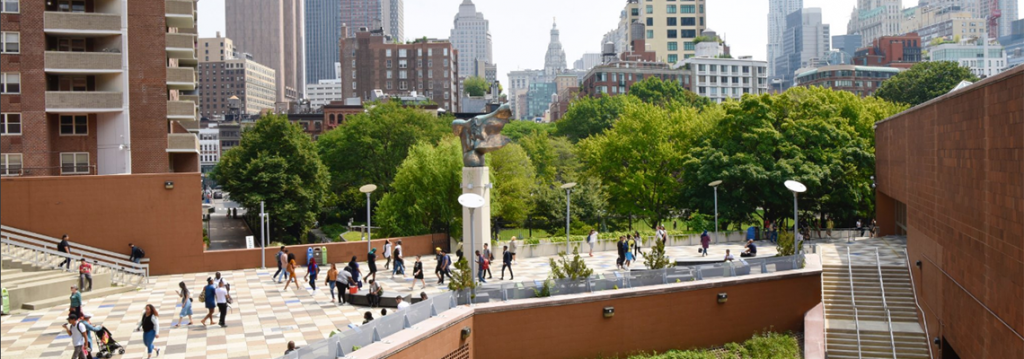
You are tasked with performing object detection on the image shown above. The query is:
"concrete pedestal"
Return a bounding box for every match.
[461,167,492,262]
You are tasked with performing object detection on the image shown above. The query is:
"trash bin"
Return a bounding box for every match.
[306,247,315,265]
[313,247,323,265]
[2,287,9,315]
[320,246,328,264]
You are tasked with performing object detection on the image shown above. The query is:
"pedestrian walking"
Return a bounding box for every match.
[586,230,598,257]
[173,282,193,327]
[128,243,145,264]
[856,219,865,237]
[135,304,161,358]
[437,249,453,285]
[391,241,405,278]
[80,312,103,354]
[483,243,494,279]
[367,248,378,282]
[383,240,393,270]
[64,314,89,359]
[215,281,231,327]
[434,247,444,283]
[58,234,73,271]
[367,279,383,308]
[633,231,642,257]
[700,230,711,257]
[78,258,93,292]
[616,236,626,270]
[69,285,83,318]
[347,256,362,287]
[509,237,518,264]
[500,245,514,280]
[870,219,878,237]
[826,217,834,238]
[304,257,319,291]
[200,278,216,326]
[336,265,355,305]
[283,255,299,291]
[326,264,339,302]
[476,250,487,283]
[410,256,426,290]
[273,247,287,283]
[625,236,636,269]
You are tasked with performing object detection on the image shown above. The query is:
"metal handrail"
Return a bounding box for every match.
[820,249,828,355]
[1,235,148,287]
[876,248,897,359]
[847,247,863,359]
[905,249,934,359]
[1,225,150,264]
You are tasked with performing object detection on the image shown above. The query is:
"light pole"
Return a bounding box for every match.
[708,180,723,243]
[561,182,577,251]
[259,201,266,269]
[784,180,807,255]
[360,184,377,256]
[459,193,485,298]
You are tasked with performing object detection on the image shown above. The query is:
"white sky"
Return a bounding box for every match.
[197,0,1020,86]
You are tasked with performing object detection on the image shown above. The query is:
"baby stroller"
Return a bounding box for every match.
[94,326,126,358]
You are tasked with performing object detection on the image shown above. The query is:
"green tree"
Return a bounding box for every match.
[317,101,450,219]
[464,76,489,97]
[519,132,578,184]
[578,100,718,229]
[874,61,979,106]
[487,144,536,226]
[643,239,675,270]
[629,76,713,109]
[500,120,555,143]
[549,246,594,281]
[375,136,464,237]
[211,114,332,243]
[555,94,637,142]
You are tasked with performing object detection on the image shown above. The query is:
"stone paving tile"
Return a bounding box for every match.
[1,240,784,359]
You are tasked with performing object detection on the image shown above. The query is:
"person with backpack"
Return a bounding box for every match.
[273,247,288,283]
[58,234,73,271]
[624,236,636,269]
[586,230,598,257]
[476,250,488,284]
[173,281,193,327]
[616,236,626,270]
[391,241,405,278]
[304,257,320,291]
[437,249,453,285]
[483,243,494,280]
[367,248,378,282]
[63,314,89,359]
[129,243,145,264]
[501,245,514,280]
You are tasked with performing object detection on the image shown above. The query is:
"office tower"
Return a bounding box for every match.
[768,0,803,79]
[341,0,403,41]
[306,0,342,85]
[225,0,303,103]
[450,0,493,79]
[777,8,830,89]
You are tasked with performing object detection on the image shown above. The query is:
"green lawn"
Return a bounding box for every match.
[605,331,800,359]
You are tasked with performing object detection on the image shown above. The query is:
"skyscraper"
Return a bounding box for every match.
[768,0,803,79]
[306,0,342,85]
[340,0,404,42]
[544,20,568,80]
[848,0,903,47]
[777,8,830,89]
[621,0,708,63]
[226,0,304,103]
[450,0,493,80]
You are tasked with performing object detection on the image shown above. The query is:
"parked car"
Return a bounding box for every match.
[213,191,224,199]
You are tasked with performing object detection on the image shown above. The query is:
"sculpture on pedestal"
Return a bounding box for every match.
[451,104,514,167]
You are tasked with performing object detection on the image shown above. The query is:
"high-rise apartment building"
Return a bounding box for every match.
[225,0,303,103]
[768,0,803,79]
[1,0,201,177]
[306,0,341,85]
[621,0,708,63]
[848,0,904,48]
[340,0,404,42]
[340,27,459,111]
[450,0,493,80]
[197,34,277,120]
[776,8,830,90]
[544,21,568,80]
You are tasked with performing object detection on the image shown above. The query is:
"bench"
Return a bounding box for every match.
[675,258,726,266]
[347,291,412,308]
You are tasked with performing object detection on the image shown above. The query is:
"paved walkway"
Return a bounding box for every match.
[0,241,777,359]
[815,236,908,267]
[207,197,252,251]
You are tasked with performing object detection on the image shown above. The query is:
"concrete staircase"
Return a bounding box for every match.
[2,249,133,314]
[822,263,931,358]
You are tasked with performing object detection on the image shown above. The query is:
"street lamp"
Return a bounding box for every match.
[360,184,378,256]
[708,180,723,243]
[784,180,807,255]
[560,182,577,251]
[459,193,486,294]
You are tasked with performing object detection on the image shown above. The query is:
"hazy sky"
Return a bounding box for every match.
[197,0,1018,85]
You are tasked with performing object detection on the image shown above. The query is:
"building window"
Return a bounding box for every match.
[631,8,638,16]
[1,153,21,176]
[646,30,654,39]
[417,48,422,56]
[1,32,19,54]
[1,0,19,13]
[418,70,422,78]
[57,0,85,12]
[399,70,407,79]
[59,115,88,135]
[352,82,357,90]
[428,48,433,56]
[681,30,696,38]
[667,30,677,38]
[684,42,695,51]
[352,59,356,67]
[57,38,86,52]
[387,70,393,79]
[60,152,89,175]
[681,5,695,13]
[667,17,677,26]
[428,60,433,68]
[444,48,449,56]
[645,5,653,14]
[399,49,407,58]
[386,81,392,89]
[399,59,407,68]
[399,82,407,90]
[1,73,20,94]
[386,49,392,57]
[668,54,678,63]
[1,113,20,135]
[681,17,695,26]
[387,59,392,68]
[666,5,677,14]
[352,70,356,79]
[646,18,653,26]
[668,42,678,51]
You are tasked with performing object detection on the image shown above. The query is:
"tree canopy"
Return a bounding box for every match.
[874,61,979,107]
[555,94,637,142]
[487,143,536,226]
[464,76,489,97]
[629,76,713,110]
[211,114,332,243]
[375,136,464,238]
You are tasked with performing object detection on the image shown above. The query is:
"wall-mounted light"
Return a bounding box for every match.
[460,327,472,340]
[933,337,941,346]
[717,293,728,304]
[916,260,922,268]
[164,181,175,190]
[603,307,615,318]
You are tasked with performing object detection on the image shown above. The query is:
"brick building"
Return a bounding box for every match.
[579,61,690,98]
[1,0,200,177]
[874,66,1023,358]
[852,33,923,69]
[340,27,459,112]
[793,64,902,97]
[197,34,276,120]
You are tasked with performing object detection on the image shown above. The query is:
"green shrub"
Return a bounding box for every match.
[604,331,799,359]
[776,231,796,257]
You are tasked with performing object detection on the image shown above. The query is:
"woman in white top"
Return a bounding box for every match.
[587,230,598,257]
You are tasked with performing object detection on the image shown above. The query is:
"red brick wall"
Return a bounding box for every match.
[875,66,1024,358]
[1,4,53,175]
[127,1,170,174]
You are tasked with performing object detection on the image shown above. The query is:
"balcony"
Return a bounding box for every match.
[43,12,121,36]
[166,33,196,61]
[166,67,195,90]
[165,0,196,29]
[45,92,123,112]
[167,133,199,153]
[167,100,197,121]
[45,52,122,74]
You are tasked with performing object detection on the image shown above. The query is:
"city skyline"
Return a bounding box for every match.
[198,1,973,88]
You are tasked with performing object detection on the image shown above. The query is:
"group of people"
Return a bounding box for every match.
[615,234,643,270]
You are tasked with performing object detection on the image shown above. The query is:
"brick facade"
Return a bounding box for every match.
[875,66,1023,358]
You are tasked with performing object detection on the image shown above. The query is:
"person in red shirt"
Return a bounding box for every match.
[78,258,93,292]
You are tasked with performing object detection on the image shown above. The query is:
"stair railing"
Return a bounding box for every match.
[819,249,828,355]
[847,246,863,359]
[905,249,934,359]
[876,248,897,359]
[1,228,148,287]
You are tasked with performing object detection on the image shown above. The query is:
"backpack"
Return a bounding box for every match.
[58,240,67,252]
[136,248,146,258]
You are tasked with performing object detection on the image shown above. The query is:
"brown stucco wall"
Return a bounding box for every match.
[0,174,442,275]
[874,66,1024,358]
[377,270,821,359]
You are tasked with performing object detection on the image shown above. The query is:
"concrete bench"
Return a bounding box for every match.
[675,258,726,266]
[347,291,412,308]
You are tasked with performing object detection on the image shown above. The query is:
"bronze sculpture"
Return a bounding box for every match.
[451,103,514,167]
